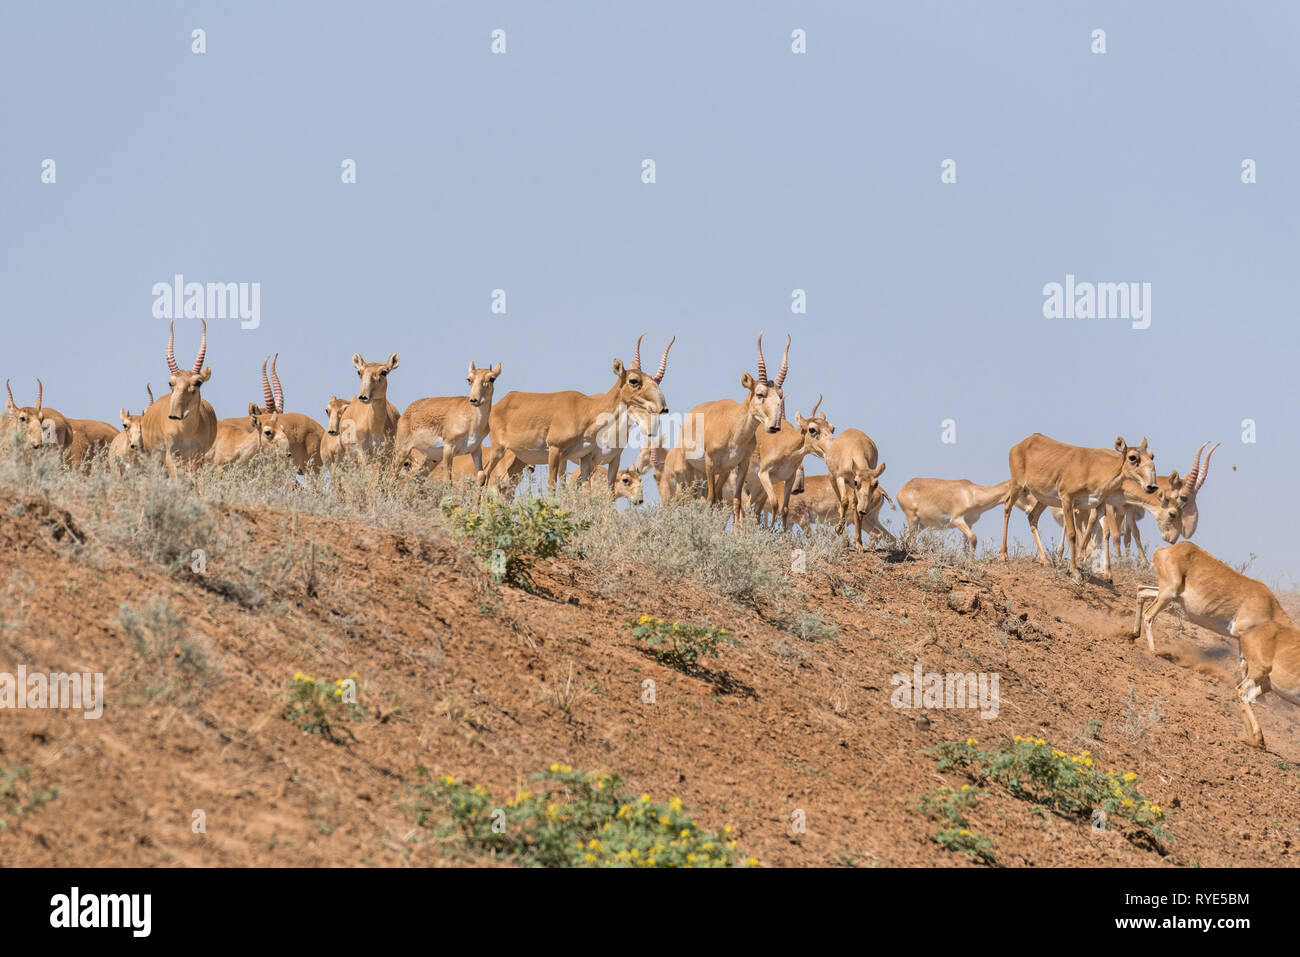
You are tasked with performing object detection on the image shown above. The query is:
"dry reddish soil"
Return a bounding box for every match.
[1,490,1298,868]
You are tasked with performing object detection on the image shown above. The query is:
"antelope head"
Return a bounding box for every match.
[620,334,673,436]
[1114,436,1158,494]
[1169,441,1218,538]
[745,332,789,434]
[794,394,834,458]
[5,379,49,448]
[249,406,292,461]
[854,462,887,513]
[119,407,146,451]
[613,464,648,505]
[353,352,399,405]
[324,396,350,436]
[164,319,212,421]
[467,361,502,408]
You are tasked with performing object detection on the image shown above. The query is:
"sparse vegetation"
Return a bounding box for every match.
[441,494,587,591]
[0,766,58,830]
[629,615,735,670]
[283,672,366,744]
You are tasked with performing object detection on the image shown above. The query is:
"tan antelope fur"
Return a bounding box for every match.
[337,352,401,462]
[899,478,1034,553]
[396,361,501,480]
[1135,542,1300,749]
[251,356,326,473]
[138,320,218,478]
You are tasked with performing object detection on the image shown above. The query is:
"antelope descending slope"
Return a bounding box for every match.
[745,394,835,531]
[898,478,1034,553]
[822,426,888,544]
[3,380,117,466]
[679,333,787,531]
[1134,542,1300,749]
[782,474,894,547]
[206,404,292,466]
[337,352,401,462]
[1000,434,1158,579]
[395,361,502,480]
[319,396,354,466]
[479,345,669,493]
[252,356,326,473]
[564,336,674,488]
[109,385,155,465]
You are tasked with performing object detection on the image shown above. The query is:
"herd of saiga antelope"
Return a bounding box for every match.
[4,319,1299,750]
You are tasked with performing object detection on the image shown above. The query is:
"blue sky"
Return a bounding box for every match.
[2,2,1297,579]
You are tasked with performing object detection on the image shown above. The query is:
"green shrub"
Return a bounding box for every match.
[283,671,365,744]
[628,615,735,670]
[413,764,757,868]
[440,495,588,591]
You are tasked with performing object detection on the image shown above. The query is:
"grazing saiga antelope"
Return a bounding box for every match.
[782,474,894,547]
[479,342,669,493]
[141,320,218,478]
[1134,542,1300,750]
[337,352,401,462]
[252,356,326,473]
[109,385,155,465]
[999,434,1159,579]
[898,478,1034,553]
[745,394,835,531]
[395,361,502,480]
[679,333,788,531]
[3,380,117,465]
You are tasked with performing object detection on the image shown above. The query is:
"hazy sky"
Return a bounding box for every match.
[2,2,1296,579]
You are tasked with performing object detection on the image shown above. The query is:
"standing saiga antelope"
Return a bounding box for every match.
[319,396,354,466]
[337,352,401,462]
[898,478,1034,553]
[141,319,218,478]
[109,385,155,466]
[745,394,835,532]
[1135,542,1300,750]
[479,341,669,493]
[1000,434,1160,579]
[395,361,502,480]
[679,333,788,532]
[252,355,326,473]
[822,424,889,548]
[206,403,292,466]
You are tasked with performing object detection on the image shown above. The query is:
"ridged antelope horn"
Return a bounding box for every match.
[1197,443,1219,492]
[775,334,790,389]
[810,394,823,419]
[5,380,13,408]
[147,384,155,406]
[35,379,42,415]
[165,321,180,374]
[756,332,768,382]
[1183,442,1208,492]
[654,336,674,383]
[270,353,284,413]
[633,333,644,370]
[651,445,666,470]
[261,358,276,411]
[191,318,208,374]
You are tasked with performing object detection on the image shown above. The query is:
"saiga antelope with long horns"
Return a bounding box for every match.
[999,434,1159,579]
[1134,542,1300,750]
[564,335,674,489]
[336,352,401,462]
[479,342,669,493]
[4,379,117,465]
[679,333,787,531]
[206,404,293,466]
[141,320,218,478]
[395,361,502,480]
[252,356,326,473]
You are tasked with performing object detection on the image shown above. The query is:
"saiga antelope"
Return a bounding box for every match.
[337,352,401,462]
[898,478,1034,553]
[3,380,117,466]
[745,394,835,531]
[1135,542,1300,749]
[1000,434,1159,579]
[782,474,894,547]
[566,460,652,505]
[206,404,292,466]
[479,343,669,493]
[822,425,887,546]
[109,385,155,465]
[679,333,787,532]
[395,361,502,481]
[319,396,354,466]
[252,355,326,473]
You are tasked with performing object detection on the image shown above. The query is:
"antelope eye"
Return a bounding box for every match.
[381,370,388,376]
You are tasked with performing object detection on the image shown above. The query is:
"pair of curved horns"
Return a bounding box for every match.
[633,334,675,383]
[4,379,40,411]
[165,319,208,376]
[260,354,284,413]
[1185,441,1220,493]
[756,332,790,388]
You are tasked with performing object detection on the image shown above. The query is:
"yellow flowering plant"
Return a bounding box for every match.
[411,764,757,868]
[440,495,588,592]
[627,616,736,671]
[283,671,365,745]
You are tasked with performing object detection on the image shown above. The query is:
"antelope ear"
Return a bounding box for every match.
[387,353,400,370]
[1168,470,1181,487]
[873,462,888,478]
[795,413,807,428]
[468,361,477,376]
[120,408,129,426]
[198,366,212,382]
[1138,436,1148,450]
[491,362,502,377]
[352,353,365,370]
[1114,436,1127,452]
[248,403,260,416]
[740,372,756,391]
[612,359,625,378]
[250,413,261,428]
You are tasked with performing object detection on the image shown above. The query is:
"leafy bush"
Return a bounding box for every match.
[0,765,58,830]
[283,672,365,744]
[915,782,994,863]
[412,764,757,868]
[440,495,588,591]
[628,615,736,670]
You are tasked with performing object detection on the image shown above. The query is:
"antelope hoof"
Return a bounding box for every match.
[1242,734,1266,750]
